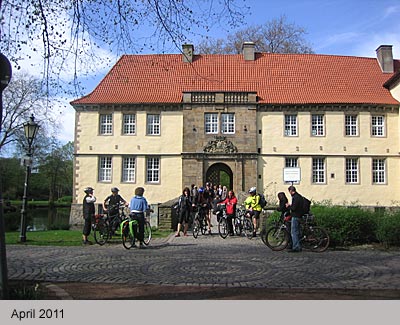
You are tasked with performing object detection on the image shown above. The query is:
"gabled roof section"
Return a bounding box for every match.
[71,52,400,106]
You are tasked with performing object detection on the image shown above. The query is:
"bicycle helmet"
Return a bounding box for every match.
[248,186,257,194]
[111,187,119,192]
[198,187,205,193]
[84,187,94,193]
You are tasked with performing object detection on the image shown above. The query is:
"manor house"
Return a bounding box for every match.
[70,43,400,221]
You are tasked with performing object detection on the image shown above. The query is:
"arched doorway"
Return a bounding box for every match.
[206,163,233,190]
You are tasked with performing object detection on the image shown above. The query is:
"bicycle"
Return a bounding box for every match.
[217,204,229,239]
[261,212,330,252]
[121,213,152,249]
[93,204,128,245]
[192,204,208,238]
[233,205,254,239]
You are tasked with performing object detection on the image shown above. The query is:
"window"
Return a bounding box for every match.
[147,114,160,135]
[345,158,359,184]
[205,113,218,134]
[146,157,160,183]
[285,157,298,168]
[371,115,385,137]
[372,159,386,184]
[99,156,112,182]
[122,157,136,183]
[221,113,235,134]
[123,114,136,135]
[99,114,113,135]
[284,114,297,136]
[345,115,358,136]
[311,114,324,136]
[312,158,325,183]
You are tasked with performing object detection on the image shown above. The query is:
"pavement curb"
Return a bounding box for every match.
[43,282,73,300]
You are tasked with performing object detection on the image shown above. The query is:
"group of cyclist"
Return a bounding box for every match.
[82,186,150,248]
[82,181,306,252]
[174,183,265,238]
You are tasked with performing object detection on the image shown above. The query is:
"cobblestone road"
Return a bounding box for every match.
[6,230,400,295]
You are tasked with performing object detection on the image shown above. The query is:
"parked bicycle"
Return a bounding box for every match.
[93,204,128,245]
[233,205,254,239]
[192,203,208,238]
[121,213,152,249]
[260,212,330,252]
[216,204,229,239]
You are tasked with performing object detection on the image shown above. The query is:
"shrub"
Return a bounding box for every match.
[375,211,400,247]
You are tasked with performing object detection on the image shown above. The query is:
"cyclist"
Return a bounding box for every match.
[82,187,96,245]
[244,187,262,237]
[103,187,128,216]
[175,187,195,237]
[286,186,304,253]
[277,191,292,249]
[218,190,237,236]
[129,187,149,249]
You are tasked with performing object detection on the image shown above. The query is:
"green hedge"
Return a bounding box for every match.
[265,205,400,248]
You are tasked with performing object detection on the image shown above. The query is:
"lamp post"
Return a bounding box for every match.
[0,52,12,298]
[19,114,40,243]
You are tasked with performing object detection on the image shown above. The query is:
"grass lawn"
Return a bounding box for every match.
[5,228,173,246]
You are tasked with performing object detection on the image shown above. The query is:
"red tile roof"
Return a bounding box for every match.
[72,52,399,105]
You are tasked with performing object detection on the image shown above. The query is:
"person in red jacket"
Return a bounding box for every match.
[219,190,238,236]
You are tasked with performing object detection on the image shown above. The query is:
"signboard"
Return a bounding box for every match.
[283,167,301,183]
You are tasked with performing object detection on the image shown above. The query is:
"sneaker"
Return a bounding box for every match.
[287,249,301,253]
[175,233,180,237]
[82,240,92,245]
[208,230,212,235]
[183,233,189,236]
[252,232,257,238]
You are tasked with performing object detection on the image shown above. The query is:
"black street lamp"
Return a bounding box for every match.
[0,52,12,298]
[19,114,40,243]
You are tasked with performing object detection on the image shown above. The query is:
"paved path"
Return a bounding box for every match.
[6,224,400,299]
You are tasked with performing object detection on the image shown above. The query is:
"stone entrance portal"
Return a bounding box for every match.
[206,163,233,190]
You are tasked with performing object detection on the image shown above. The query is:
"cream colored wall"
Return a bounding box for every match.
[258,110,400,206]
[74,110,183,205]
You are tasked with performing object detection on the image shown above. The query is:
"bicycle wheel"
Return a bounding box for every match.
[200,217,207,235]
[94,220,109,245]
[143,221,152,245]
[243,218,254,239]
[218,218,228,239]
[121,220,135,249]
[192,218,200,238]
[306,226,330,252]
[234,218,242,236]
[264,226,290,251]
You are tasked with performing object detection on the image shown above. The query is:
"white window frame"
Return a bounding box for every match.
[284,114,297,136]
[311,114,324,136]
[372,158,386,184]
[147,114,161,135]
[345,158,359,184]
[371,115,385,137]
[285,157,299,184]
[312,158,325,184]
[221,113,235,134]
[146,157,160,183]
[99,114,113,135]
[205,113,218,134]
[99,156,112,182]
[123,114,136,135]
[122,156,136,183]
[345,114,358,136]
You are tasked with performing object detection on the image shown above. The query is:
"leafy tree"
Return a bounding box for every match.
[197,15,313,54]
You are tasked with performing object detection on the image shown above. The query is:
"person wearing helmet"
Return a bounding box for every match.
[244,187,262,237]
[103,187,128,218]
[82,187,96,244]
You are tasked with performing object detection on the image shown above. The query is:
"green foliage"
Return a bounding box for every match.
[9,281,44,300]
[57,196,72,203]
[375,211,400,247]
[311,205,378,247]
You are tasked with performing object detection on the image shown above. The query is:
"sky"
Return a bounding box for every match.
[17,0,400,144]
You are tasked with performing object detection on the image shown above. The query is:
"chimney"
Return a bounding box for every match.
[182,44,194,63]
[376,45,394,73]
[242,42,255,61]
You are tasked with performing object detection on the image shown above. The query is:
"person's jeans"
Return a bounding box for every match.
[291,217,301,251]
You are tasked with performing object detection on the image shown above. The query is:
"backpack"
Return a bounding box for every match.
[302,196,311,214]
[258,193,267,209]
